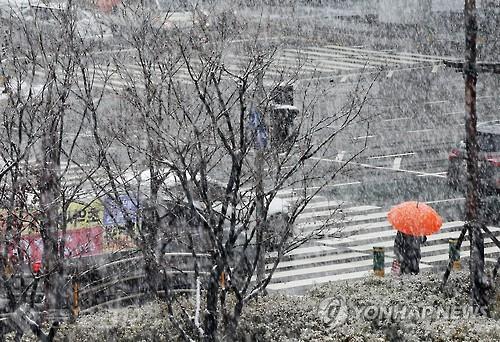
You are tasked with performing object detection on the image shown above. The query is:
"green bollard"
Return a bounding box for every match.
[373,247,385,277]
[449,239,461,270]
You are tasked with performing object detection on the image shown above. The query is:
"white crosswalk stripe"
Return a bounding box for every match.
[323,45,443,63]
[26,45,449,93]
[264,193,500,293]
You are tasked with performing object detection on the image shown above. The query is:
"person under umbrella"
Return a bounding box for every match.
[394,231,427,275]
[387,201,442,276]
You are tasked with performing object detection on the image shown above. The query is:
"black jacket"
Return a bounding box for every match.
[394,231,426,274]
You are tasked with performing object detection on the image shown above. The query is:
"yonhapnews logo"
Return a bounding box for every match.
[317,296,348,327]
[317,296,488,326]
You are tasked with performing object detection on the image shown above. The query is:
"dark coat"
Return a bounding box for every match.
[394,231,426,275]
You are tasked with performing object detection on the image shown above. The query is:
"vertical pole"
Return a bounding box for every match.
[449,239,461,270]
[373,247,385,277]
[464,0,488,311]
[255,56,266,288]
[441,226,467,290]
[71,276,80,321]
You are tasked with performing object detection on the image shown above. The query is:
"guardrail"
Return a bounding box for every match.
[0,251,212,332]
[69,251,211,315]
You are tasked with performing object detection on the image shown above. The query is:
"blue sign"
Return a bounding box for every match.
[102,195,139,226]
[248,107,268,149]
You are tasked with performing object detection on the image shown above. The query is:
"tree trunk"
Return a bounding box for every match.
[39,175,64,312]
[39,120,64,313]
[255,56,267,288]
[255,149,266,285]
[203,270,219,342]
[140,216,162,295]
[225,301,243,341]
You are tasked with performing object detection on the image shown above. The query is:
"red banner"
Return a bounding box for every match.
[97,0,121,13]
[8,226,103,265]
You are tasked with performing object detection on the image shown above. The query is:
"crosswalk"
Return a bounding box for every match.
[25,45,449,93]
[32,163,499,296]
[277,45,444,72]
[264,191,500,293]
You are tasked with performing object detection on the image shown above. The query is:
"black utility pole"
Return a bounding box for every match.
[441,4,500,306]
[464,0,487,311]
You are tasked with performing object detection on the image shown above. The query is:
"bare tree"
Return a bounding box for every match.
[0,1,375,340]
[78,2,374,340]
[0,2,109,339]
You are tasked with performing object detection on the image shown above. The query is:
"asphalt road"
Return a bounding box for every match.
[58,41,499,227]
[21,12,497,227]
[302,59,500,226]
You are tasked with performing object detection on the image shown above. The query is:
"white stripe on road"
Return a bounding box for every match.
[298,205,381,220]
[339,223,471,251]
[266,264,433,291]
[397,51,455,61]
[417,172,447,177]
[276,182,364,197]
[285,48,391,67]
[332,181,362,187]
[425,197,465,204]
[268,251,367,270]
[297,219,390,235]
[275,56,355,72]
[320,46,421,63]
[267,258,377,280]
[267,245,336,259]
[279,51,377,69]
[424,100,448,105]
[300,200,348,209]
[310,157,447,178]
[407,129,434,133]
[422,246,500,263]
[299,211,388,231]
[266,268,390,291]
[393,157,402,170]
[353,135,375,140]
[479,119,500,125]
[369,152,415,159]
[386,239,500,259]
[457,120,500,128]
[382,117,410,122]
[324,45,442,63]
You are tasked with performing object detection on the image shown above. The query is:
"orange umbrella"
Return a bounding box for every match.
[387,201,442,236]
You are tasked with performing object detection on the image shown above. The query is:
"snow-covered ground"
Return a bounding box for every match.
[6,269,498,341]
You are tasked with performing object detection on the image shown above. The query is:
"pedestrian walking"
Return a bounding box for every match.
[387,201,441,275]
[393,231,426,275]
